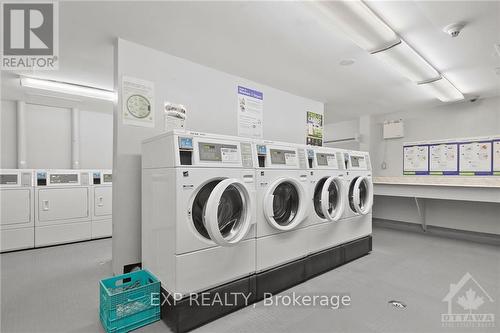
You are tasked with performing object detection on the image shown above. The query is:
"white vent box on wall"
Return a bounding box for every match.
[383,119,404,139]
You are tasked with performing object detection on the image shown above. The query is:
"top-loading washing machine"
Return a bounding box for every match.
[34,169,92,247]
[142,130,256,296]
[338,150,373,243]
[302,146,348,254]
[89,169,112,239]
[254,140,310,272]
[0,169,35,252]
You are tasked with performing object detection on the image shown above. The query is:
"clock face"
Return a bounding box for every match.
[126,94,151,119]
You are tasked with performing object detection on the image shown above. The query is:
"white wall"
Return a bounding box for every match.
[369,96,500,176]
[0,99,113,169]
[323,96,500,235]
[113,38,324,274]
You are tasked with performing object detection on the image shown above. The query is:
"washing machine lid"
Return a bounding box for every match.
[350,176,373,215]
[203,178,253,246]
[319,176,345,222]
[264,177,306,231]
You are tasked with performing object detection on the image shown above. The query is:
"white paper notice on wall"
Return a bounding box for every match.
[494,140,500,175]
[459,141,492,174]
[403,145,428,175]
[237,86,263,138]
[122,76,155,128]
[429,143,458,175]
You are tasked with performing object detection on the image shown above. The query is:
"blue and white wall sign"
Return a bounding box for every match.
[237,85,263,139]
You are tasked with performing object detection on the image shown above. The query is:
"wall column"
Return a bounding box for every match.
[71,107,80,169]
[16,100,27,168]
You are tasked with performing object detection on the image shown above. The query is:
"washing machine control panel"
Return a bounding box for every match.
[93,171,101,185]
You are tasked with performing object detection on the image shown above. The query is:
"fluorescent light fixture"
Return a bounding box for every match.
[20,77,117,102]
[312,0,399,53]
[313,0,464,102]
[372,40,440,83]
[418,76,464,102]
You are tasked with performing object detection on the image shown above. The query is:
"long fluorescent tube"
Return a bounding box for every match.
[313,0,464,102]
[418,77,464,102]
[20,77,117,102]
[311,0,399,53]
[372,40,440,83]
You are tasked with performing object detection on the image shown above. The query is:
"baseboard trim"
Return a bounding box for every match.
[373,219,500,246]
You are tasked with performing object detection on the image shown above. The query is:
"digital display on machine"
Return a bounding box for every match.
[257,145,267,155]
[270,149,295,165]
[50,174,78,184]
[316,153,337,166]
[0,174,17,185]
[350,155,364,168]
[199,142,239,162]
[179,137,193,150]
[103,174,112,183]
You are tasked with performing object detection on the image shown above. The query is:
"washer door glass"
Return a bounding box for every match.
[191,178,249,245]
[272,181,299,226]
[314,176,342,221]
[348,176,372,214]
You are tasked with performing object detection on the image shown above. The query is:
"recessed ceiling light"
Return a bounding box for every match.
[339,59,355,66]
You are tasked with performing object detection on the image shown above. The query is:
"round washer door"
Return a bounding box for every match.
[191,178,253,246]
[313,176,344,222]
[264,178,307,231]
[348,176,373,215]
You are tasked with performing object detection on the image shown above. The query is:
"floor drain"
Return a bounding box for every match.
[388,300,407,309]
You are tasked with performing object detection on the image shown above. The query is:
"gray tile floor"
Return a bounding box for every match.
[1,226,499,333]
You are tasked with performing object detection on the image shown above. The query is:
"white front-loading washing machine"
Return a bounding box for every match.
[0,169,35,252]
[142,130,256,296]
[34,169,92,247]
[89,170,112,239]
[339,150,373,243]
[254,140,310,272]
[302,146,348,254]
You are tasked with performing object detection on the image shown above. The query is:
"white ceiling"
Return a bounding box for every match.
[2,1,499,122]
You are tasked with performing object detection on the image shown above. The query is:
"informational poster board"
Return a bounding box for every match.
[403,145,429,175]
[237,86,263,138]
[459,141,492,175]
[494,140,500,175]
[306,111,323,146]
[429,143,458,175]
[122,76,155,127]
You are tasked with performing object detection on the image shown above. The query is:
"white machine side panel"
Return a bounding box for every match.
[141,168,177,289]
[1,189,32,226]
[92,219,112,239]
[174,239,255,295]
[142,135,176,169]
[37,188,89,222]
[94,187,112,217]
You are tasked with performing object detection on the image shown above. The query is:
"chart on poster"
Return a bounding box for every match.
[459,141,492,174]
[429,143,458,174]
[403,145,428,174]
